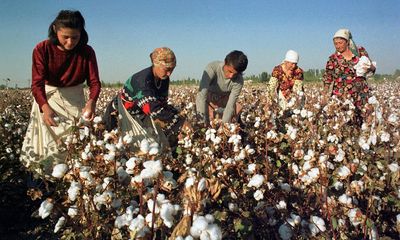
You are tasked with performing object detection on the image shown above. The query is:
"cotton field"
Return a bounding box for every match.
[1,81,399,239]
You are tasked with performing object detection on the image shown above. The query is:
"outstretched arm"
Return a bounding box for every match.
[196,66,215,123]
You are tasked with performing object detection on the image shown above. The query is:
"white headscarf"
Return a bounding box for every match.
[333,28,359,57]
[284,50,299,63]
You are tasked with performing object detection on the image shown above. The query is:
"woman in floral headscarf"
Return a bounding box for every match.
[268,50,304,110]
[322,28,376,109]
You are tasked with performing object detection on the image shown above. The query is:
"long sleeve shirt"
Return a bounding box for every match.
[195,61,243,123]
[120,67,181,131]
[268,65,304,99]
[32,40,101,109]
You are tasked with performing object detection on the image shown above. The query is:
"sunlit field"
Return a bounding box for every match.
[1,80,399,239]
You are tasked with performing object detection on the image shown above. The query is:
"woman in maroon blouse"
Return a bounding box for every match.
[21,10,101,176]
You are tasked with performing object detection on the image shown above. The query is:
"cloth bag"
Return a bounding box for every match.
[20,84,85,176]
[117,95,169,152]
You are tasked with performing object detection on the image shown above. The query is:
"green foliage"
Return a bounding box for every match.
[170,77,199,86]
[244,72,270,83]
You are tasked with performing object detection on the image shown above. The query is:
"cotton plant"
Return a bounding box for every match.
[7,84,400,239]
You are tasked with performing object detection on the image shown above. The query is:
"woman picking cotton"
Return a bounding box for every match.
[20,10,101,176]
[103,47,184,155]
[268,50,304,110]
[322,28,376,109]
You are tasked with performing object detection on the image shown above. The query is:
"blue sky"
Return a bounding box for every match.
[0,0,399,87]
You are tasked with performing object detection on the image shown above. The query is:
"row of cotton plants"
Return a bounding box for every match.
[0,81,399,239]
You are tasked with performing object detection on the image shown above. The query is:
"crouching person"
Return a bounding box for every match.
[103,47,184,154]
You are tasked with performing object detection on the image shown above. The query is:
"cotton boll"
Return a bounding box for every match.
[190,216,208,237]
[337,166,351,179]
[38,199,54,219]
[388,162,399,173]
[149,146,159,155]
[160,203,176,228]
[388,113,398,123]
[131,175,143,184]
[197,178,207,192]
[128,215,147,235]
[348,208,364,226]
[115,214,130,229]
[54,216,66,233]
[254,189,264,201]
[68,181,81,201]
[333,181,343,191]
[245,163,257,174]
[308,168,320,180]
[290,213,301,226]
[185,176,195,188]
[140,139,150,153]
[291,163,299,174]
[248,174,264,188]
[68,205,78,218]
[276,200,287,210]
[123,133,133,144]
[228,203,238,211]
[93,116,102,123]
[338,194,352,206]
[117,167,130,183]
[302,161,312,171]
[104,153,115,163]
[279,183,291,192]
[126,157,139,173]
[52,163,68,178]
[310,216,326,236]
[112,199,122,209]
[278,223,293,240]
[206,224,222,240]
[147,199,160,214]
[185,154,193,165]
[380,131,390,142]
[139,160,162,180]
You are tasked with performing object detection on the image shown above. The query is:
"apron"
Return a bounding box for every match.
[20,84,85,177]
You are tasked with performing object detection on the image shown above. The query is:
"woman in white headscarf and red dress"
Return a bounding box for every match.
[322,28,376,109]
[268,50,304,110]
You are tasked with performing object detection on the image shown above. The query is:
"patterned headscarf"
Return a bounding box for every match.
[333,28,359,57]
[151,47,176,68]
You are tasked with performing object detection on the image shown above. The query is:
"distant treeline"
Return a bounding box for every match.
[171,69,400,85]
[2,69,400,89]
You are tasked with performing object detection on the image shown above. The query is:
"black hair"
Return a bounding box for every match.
[224,50,248,73]
[48,10,89,48]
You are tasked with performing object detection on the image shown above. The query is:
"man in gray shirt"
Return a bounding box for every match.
[195,50,248,124]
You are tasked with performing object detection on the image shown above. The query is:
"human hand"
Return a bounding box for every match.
[42,104,58,126]
[82,99,96,121]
